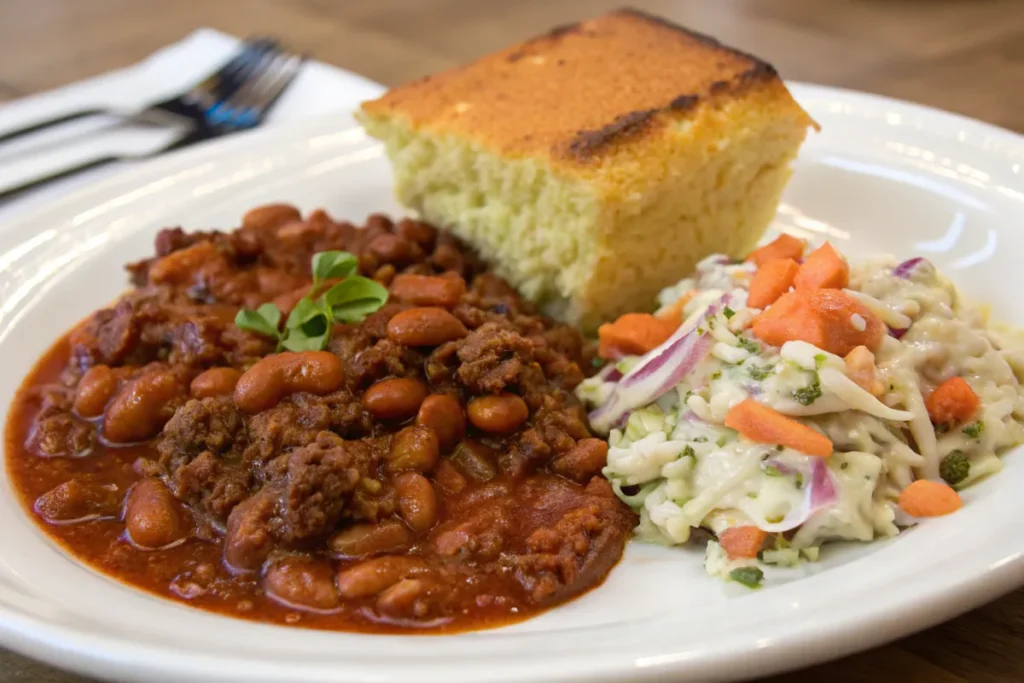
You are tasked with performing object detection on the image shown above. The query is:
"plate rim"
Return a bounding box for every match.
[2,81,1024,683]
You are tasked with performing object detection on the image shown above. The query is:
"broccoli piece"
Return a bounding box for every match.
[729,566,764,589]
[737,337,760,354]
[792,374,823,405]
[963,421,984,439]
[940,450,970,486]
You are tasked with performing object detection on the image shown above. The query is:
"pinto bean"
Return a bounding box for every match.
[190,367,242,399]
[241,203,301,232]
[368,234,415,265]
[362,378,428,420]
[124,478,186,549]
[34,480,120,523]
[387,308,467,347]
[102,371,183,443]
[389,274,466,309]
[335,556,428,599]
[551,438,609,483]
[416,394,466,452]
[328,519,414,558]
[223,486,279,571]
[395,219,437,248]
[147,241,220,285]
[233,351,344,413]
[376,578,429,618]
[388,425,439,474]
[395,472,438,533]
[263,556,339,611]
[74,364,117,417]
[466,394,529,434]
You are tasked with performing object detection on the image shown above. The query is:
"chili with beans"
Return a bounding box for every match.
[5,206,634,633]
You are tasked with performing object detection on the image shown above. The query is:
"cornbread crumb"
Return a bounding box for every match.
[360,8,816,329]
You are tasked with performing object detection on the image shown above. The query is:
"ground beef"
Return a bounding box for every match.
[455,323,536,394]
[278,432,370,542]
[13,207,633,634]
[158,397,246,473]
[347,339,424,390]
[158,397,249,519]
[26,405,95,458]
[243,391,374,467]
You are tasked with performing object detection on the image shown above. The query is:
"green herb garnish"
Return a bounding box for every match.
[729,566,764,589]
[792,374,823,406]
[763,464,782,477]
[681,445,696,460]
[963,422,984,439]
[748,364,774,381]
[737,337,760,354]
[939,449,970,486]
[716,435,729,447]
[794,472,804,489]
[710,370,722,380]
[693,436,709,443]
[234,250,387,352]
[723,306,736,319]
[813,353,827,369]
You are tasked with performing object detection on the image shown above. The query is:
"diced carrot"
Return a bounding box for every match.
[597,313,676,361]
[748,258,799,309]
[746,234,805,267]
[844,345,884,396]
[655,292,696,329]
[719,526,768,560]
[794,242,850,290]
[752,289,885,357]
[898,480,962,517]
[724,399,834,457]
[925,377,980,424]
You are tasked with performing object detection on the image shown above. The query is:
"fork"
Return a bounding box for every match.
[0,38,278,146]
[0,42,304,201]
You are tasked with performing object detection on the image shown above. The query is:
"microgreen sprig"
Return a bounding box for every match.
[234,250,388,351]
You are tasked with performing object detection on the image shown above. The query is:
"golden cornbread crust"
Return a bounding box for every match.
[361,8,810,172]
[360,8,815,329]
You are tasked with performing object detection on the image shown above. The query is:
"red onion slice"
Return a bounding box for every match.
[893,257,929,279]
[595,364,623,383]
[589,295,731,433]
[756,457,838,533]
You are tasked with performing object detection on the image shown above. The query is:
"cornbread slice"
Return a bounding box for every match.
[359,9,816,329]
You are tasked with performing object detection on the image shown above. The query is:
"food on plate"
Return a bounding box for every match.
[577,235,1024,587]
[5,206,635,632]
[359,8,816,329]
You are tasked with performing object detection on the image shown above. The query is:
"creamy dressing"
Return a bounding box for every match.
[580,248,1024,584]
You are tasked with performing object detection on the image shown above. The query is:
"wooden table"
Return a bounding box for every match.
[1,1,1022,681]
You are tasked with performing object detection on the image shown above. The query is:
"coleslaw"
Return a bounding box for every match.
[578,240,1024,587]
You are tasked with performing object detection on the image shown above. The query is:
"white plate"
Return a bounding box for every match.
[2,83,1024,683]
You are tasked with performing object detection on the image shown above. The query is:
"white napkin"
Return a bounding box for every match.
[0,29,385,223]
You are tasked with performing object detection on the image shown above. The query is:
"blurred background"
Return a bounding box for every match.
[1,0,1022,132]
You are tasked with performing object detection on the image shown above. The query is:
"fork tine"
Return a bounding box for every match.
[247,55,304,117]
[235,54,303,124]
[182,38,280,106]
[202,46,286,126]
[209,50,303,130]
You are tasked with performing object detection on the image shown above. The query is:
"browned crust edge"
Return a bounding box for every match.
[560,8,784,161]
